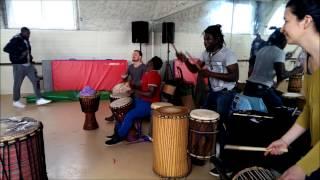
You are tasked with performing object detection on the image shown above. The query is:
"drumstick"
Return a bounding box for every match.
[171,43,178,54]
[225,145,288,153]
[185,51,202,70]
[233,113,274,119]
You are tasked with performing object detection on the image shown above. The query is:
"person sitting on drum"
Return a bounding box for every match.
[105,56,163,146]
[265,0,320,179]
[122,50,146,89]
[244,28,303,111]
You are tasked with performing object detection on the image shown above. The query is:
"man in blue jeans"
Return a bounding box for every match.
[105,56,163,146]
[245,28,303,111]
[176,24,239,176]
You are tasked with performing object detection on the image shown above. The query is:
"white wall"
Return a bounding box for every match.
[0,29,297,95]
[0,29,153,94]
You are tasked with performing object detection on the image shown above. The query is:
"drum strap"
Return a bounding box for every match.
[190,129,219,134]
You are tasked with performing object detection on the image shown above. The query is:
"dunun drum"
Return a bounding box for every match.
[188,109,219,163]
[149,102,173,138]
[79,94,100,130]
[288,73,303,92]
[109,97,137,141]
[232,166,277,180]
[153,106,191,178]
[0,117,48,180]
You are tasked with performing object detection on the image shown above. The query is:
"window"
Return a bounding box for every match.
[266,4,285,34]
[5,0,77,30]
[208,1,253,34]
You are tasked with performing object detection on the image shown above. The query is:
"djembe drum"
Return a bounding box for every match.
[109,97,139,141]
[288,73,303,92]
[106,82,131,121]
[232,166,277,180]
[282,92,305,111]
[153,106,191,178]
[79,94,100,130]
[188,109,220,165]
[0,117,48,180]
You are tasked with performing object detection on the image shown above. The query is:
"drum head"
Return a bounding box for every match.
[282,92,303,98]
[151,102,173,110]
[110,97,132,108]
[110,93,130,99]
[112,82,131,94]
[190,109,219,121]
[0,117,40,142]
[156,106,188,116]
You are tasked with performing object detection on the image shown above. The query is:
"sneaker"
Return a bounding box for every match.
[36,98,52,105]
[105,136,123,146]
[105,134,115,140]
[13,101,26,108]
[209,167,232,177]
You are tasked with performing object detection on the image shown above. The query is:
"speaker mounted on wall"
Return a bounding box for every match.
[132,21,149,43]
[162,22,175,44]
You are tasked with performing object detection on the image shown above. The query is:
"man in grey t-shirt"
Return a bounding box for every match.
[244,29,303,110]
[123,50,146,89]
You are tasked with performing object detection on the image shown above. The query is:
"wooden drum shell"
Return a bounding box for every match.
[188,117,219,159]
[152,106,191,178]
[288,74,303,93]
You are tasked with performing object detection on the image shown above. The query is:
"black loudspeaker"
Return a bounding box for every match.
[132,21,149,43]
[162,22,175,43]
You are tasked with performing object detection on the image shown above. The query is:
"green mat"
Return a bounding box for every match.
[25,91,110,103]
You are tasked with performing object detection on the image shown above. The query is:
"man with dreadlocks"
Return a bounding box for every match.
[176,24,239,176]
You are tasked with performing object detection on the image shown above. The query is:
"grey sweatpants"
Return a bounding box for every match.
[13,64,41,101]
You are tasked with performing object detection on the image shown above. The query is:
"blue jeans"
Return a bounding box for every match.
[244,81,283,111]
[116,98,151,138]
[203,89,236,153]
[203,89,236,123]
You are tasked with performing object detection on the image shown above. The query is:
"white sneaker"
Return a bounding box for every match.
[36,98,52,105]
[13,101,26,108]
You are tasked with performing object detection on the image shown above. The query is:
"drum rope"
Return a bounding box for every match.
[26,135,35,179]
[7,142,11,180]
[159,115,188,119]
[189,129,219,134]
[14,139,23,179]
[35,132,41,178]
[0,142,9,180]
[39,125,48,178]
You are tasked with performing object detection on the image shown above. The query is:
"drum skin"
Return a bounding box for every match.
[232,166,276,180]
[152,106,191,178]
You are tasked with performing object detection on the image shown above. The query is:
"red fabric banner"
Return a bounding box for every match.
[52,60,128,91]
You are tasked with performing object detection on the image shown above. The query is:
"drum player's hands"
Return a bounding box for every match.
[176,52,188,62]
[264,139,288,156]
[279,165,306,180]
[199,69,212,77]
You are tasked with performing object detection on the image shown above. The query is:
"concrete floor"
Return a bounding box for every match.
[0,95,216,179]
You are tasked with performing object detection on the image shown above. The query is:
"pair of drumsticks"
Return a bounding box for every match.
[171,44,202,70]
